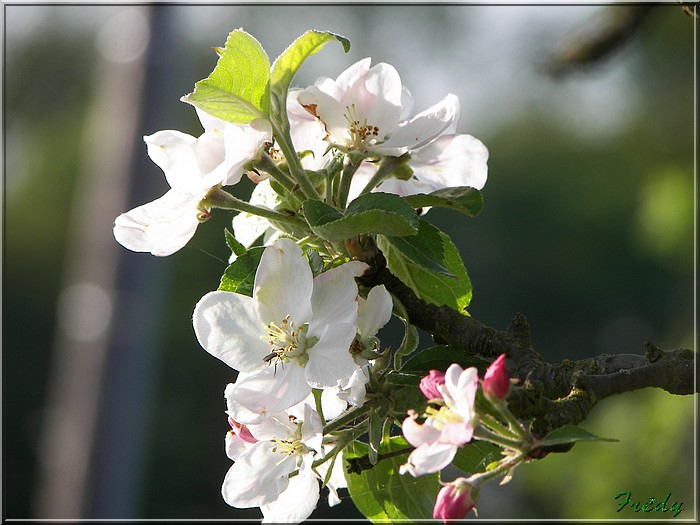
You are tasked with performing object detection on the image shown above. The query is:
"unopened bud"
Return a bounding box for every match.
[483,353,509,401]
[419,369,446,400]
[433,478,478,522]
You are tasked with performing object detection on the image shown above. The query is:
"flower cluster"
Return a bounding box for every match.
[112,28,504,523]
[114,55,488,257]
[401,354,535,523]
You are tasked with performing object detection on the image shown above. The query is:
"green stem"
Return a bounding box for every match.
[272,124,321,201]
[358,156,401,196]
[468,451,526,486]
[493,399,529,440]
[322,404,371,435]
[204,189,309,232]
[473,425,527,451]
[479,414,521,441]
[337,153,364,209]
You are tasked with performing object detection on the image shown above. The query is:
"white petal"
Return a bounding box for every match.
[301,404,323,454]
[192,291,269,373]
[342,62,403,140]
[113,189,201,256]
[246,410,298,441]
[400,441,457,477]
[308,261,366,335]
[225,430,250,461]
[231,179,279,252]
[144,130,224,194]
[305,323,359,389]
[225,366,311,425]
[410,133,489,191]
[254,239,313,324]
[358,285,393,338]
[222,441,295,508]
[373,94,460,155]
[222,119,272,186]
[260,468,320,523]
[402,414,441,448]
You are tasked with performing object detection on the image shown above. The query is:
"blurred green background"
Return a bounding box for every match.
[3,3,695,520]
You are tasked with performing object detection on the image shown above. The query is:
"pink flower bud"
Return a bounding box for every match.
[433,478,478,522]
[228,417,257,444]
[419,369,446,400]
[483,353,509,401]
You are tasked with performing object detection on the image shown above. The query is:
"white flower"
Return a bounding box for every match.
[113,110,271,256]
[400,363,479,477]
[298,58,458,156]
[221,404,322,513]
[193,238,367,422]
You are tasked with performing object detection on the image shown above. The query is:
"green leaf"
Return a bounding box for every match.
[387,382,428,419]
[400,345,490,374]
[270,30,349,113]
[303,193,419,242]
[218,246,265,296]
[345,436,439,521]
[305,249,324,277]
[537,424,619,447]
[404,186,484,217]
[378,219,451,276]
[451,441,503,474]
[383,370,422,386]
[182,28,270,123]
[224,227,246,257]
[378,225,472,311]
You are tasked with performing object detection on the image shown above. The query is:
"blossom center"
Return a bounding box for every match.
[263,315,314,367]
[344,104,380,150]
[425,404,463,430]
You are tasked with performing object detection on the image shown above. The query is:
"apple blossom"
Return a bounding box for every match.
[221,404,322,512]
[113,110,271,256]
[400,363,479,477]
[297,58,458,156]
[193,238,367,422]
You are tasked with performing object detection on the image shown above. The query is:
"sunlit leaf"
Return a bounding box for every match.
[345,436,439,521]
[182,28,270,123]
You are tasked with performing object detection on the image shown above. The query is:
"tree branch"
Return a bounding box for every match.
[358,246,697,445]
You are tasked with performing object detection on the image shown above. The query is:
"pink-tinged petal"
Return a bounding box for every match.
[399,441,457,477]
[309,261,367,335]
[440,421,474,447]
[357,285,393,338]
[113,189,201,256]
[451,367,479,420]
[192,291,269,373]
[373,94,460,156]
[410,133,489,191]
[254,239,313,324]
[225,366,311,425]
[222,441,295,508]
[297,85,348,141]
[305,323,359,389]
[260,468,320,523]
[401,413,441,448]
[343,62,403,139]
[334,57,372,91]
